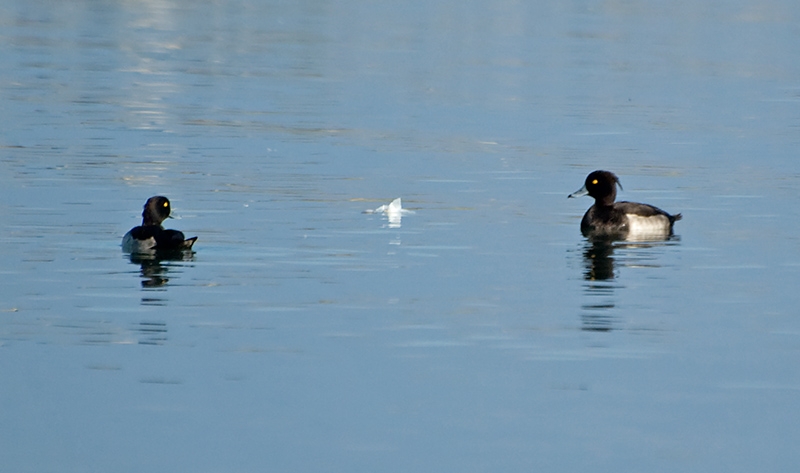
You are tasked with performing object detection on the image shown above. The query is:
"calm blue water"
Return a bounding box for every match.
[2,1,800,472]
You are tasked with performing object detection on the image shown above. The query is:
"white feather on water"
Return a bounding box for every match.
[363,198,414,228]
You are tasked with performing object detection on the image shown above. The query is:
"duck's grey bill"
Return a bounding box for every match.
[568,185,589,199]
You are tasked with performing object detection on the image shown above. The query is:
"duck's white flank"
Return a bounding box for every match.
[122,232,156,253]
[625,214,672,241]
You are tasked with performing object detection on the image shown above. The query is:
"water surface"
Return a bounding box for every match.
[2,1,800,472]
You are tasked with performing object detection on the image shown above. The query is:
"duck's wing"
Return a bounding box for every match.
[615,201,672,218]
[154,229,189,250]
[127,225,162,240]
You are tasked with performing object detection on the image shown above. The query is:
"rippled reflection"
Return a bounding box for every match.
[580,239,619,332]
[127,250,195,294]
[134,321,168,346]
[577,236,680,332]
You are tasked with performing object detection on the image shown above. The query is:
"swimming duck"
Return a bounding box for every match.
[569,170,682,241]
[122,196,197,253]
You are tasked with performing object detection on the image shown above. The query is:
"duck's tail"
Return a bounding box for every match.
[182,237,198,249]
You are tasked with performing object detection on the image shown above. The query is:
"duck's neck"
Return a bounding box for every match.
[595,196,616,207]
[142,215,163,226]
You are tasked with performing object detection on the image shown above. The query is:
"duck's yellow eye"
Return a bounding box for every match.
[163,202,169,207]
[591,179,598,185]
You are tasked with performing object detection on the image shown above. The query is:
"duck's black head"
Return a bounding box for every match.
[142,196,172,226]
[569,170,622,206]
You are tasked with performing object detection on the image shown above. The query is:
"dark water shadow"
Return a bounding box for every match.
[134,321,168,345]
[580,239,619,332]
[126,250,196,305]
[575,236,680,332]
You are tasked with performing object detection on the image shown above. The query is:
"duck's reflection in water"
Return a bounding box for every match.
[127,250,196,304]
[581,239,618,332]
[134,321,168,345]
[577,237,679,332]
